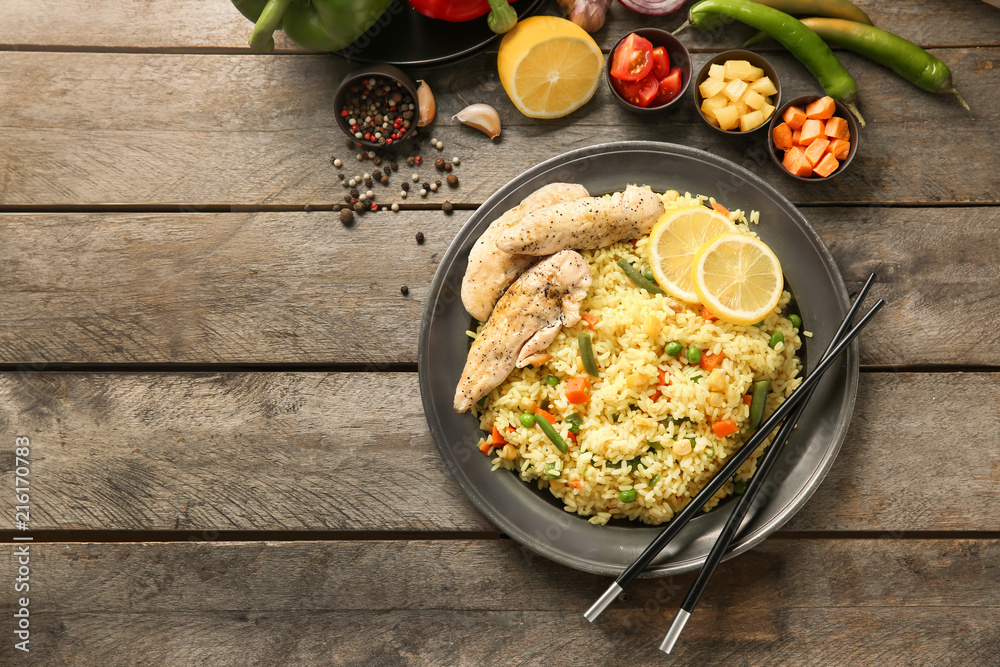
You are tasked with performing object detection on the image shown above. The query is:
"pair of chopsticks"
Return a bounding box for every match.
[584,273,883,653]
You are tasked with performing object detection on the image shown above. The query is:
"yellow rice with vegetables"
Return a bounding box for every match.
[472,192,803,526]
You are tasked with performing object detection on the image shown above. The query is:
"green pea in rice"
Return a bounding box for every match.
[473,191,802,526]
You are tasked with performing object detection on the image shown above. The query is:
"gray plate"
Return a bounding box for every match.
[418,141,857,577]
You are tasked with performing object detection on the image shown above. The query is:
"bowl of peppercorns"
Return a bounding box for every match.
[335,64,419,149]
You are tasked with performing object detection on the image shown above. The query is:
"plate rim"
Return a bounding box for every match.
[418,140,858,576]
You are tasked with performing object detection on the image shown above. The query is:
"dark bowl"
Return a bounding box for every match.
[767,95,859,181]
[605,29,691,114]
[334,64,419,150]
[694,49,781,135]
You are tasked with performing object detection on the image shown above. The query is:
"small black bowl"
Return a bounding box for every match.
[694,49,781,135]
[767,95,859,181]
[334,64,419,150]
[605,29,691,114]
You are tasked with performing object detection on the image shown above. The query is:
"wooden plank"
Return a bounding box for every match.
[0,48,996,206]
[1,539,998,664]
[1,371,998,533]
[2,207,999,365]
[4,0,1000,51]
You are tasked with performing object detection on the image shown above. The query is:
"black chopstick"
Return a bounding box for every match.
[585,277,882,623]
[659,274,879,653]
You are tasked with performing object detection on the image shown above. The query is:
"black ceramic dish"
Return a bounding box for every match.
[768,95,860,181]
[694,49,781,135]
[606,29,691,114]
[418,141,858,577]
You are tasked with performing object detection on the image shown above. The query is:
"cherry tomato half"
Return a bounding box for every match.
[652,66,684,106]
[614,72,659,108]
[650,47,671,80]
[610,33,654,82]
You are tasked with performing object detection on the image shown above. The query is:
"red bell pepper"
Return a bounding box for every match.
[408,0,516,32]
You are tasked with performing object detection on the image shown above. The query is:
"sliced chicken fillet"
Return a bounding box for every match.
[495,184,665,256]
[454,250,592,413]
[461,182,590,321]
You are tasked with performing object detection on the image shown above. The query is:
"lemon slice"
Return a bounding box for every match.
[498,17,604,119]
[690,232,784,326]
[647,207,737,303]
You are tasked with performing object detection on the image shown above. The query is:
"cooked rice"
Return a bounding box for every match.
[472,190,802,526]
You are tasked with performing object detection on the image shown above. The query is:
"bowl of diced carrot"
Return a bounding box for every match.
[768,95,858,180]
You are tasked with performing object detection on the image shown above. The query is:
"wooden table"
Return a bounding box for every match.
[2,1,999,663]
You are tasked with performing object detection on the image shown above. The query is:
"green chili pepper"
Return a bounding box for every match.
[619,489,637,503]
[795,18,968,109]
[683,0,865,125]
[647,473,661,488]
[749,379,770,430]
[648,440,662,451]
[233,0,392,53]
[535,415,568,453]
[544,462,561,479]
[704,447,715,458]
[691,375,702,384]
[627,457,642,471]
[733,479,748,495]
[545,375,559,387]
[617,259,665,295]
[741,0,872,47]
[578,333,599,377]
[476,396,488,407]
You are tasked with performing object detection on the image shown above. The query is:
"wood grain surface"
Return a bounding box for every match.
[0,47,996,206]
[1,371,998,533]
[2,207,998,365]
[1,538,997,665]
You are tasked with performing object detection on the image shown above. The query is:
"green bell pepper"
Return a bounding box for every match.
[233,0,392,53]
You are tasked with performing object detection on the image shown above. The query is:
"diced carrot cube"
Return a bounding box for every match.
[803,137,830,167]
[799,118,824,145]
[782,105,806,130]
[828,138,851,160]
[805,96,836,119]
[824,116,850,141]
[772,122,793,151]
[781,146,813,177]
[791,128,801,144]
[813,153,840,177]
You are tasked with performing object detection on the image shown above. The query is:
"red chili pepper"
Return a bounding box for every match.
[407,0,513,22]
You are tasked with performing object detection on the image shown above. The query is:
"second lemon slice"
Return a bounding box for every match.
[691,232,784,326]
[647,206,737,303]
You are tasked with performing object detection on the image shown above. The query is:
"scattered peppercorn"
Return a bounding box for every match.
[370,202,378,211]
[435,179,441,186]
[364,178,373,187]
[372,155,381,166]
[346,139,355,149]
[447,174,459,187]
[350,188,359,198]
[452,157,460,165]
[414,155,423,165]
[340,208,354,225]
[406,157,415,166]
[444,162,452,172]
[422,181,430,190]
[400,285,409,296]
[354,201,364,213]
[383,166,392,176]
[389,161,398,171]
[443,201,454,214]
[435,158,445,170]
[380,175,389,185]
[416,231,425,244]
[391,203,400,212]
[401,182,410,191]
[344,194,352,203]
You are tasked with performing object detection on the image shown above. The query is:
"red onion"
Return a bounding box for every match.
[617,0,686,15]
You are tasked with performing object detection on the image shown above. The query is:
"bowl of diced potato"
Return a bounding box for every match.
[694,49,780,134]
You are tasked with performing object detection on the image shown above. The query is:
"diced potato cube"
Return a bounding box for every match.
[701,94,728,119]
[741,89,766,110]
[746,66,765,81]
[740,110,765,132]
[749,76,778,97]
[708,63,726,80]
[760,102,776,121]
[722,78,748,102]
[715,105,740,130]
[724,60,753,81]
[699,77,726,99]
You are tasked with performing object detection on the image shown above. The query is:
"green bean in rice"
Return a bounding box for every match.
[472,191,802,526]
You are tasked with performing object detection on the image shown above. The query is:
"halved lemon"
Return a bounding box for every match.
[690,232,784,326]
[497,17,604,119]
[647,207,737,303]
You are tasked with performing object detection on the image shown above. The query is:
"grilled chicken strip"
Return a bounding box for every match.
[495,184,664,256]
[461,182,590,322]
[454,250,592,413]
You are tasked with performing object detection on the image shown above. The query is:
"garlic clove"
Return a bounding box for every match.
[452,103,501,140]
[417,79,435,128]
